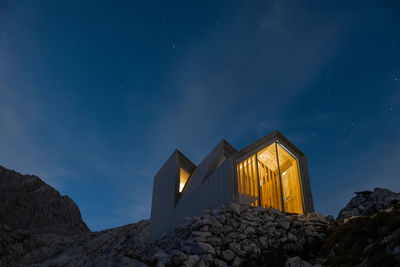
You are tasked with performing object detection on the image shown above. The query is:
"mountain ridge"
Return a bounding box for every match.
[0,165,89,236]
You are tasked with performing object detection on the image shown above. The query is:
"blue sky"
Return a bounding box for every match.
[1,0,399,231]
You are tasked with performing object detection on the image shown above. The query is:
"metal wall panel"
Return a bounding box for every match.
[180,142,222,198]
[173,159,233,226]
[149,151,179,241]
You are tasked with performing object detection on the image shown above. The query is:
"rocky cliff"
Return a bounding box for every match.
[0,165,399,266]
[0,166,89,236]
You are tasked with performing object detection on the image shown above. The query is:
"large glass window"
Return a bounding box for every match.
[276,144,303,213]
[257,143,282,211]
[236,142,304,213]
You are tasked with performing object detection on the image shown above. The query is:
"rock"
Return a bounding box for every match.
[228,242,241,253]
[325,215,335,223]
[285,256,313,267]
[244,226,256,235]
[278,219,290,231]
[338,188,400,221]
[288,232,297,241]
[268,227,281,239]
[381,234,395,245]
[195,259,206,267]
[280,236,288,243]
[0,166,89,236]
[171,250,187,265]
[242,242,259,256]
[393,246,400,255]
[192,231,212,238]
[115,257,149,266]
[229,202,241,215]
[258,236,269,249]
[199,225,210,232]
[232,256,242,267]
[201,254,213,265]
[256,226,265,235]
[183,255,200,267]
[384,207,393,213]
[221,249,235,262]
[195,242,216,255]
[363,243,376,254]
[192,218,213,230]
[316,213,328,224]
[226,231,239,239]
[207,237,223,247]
[213,258,227,267]
[153,252,170,264]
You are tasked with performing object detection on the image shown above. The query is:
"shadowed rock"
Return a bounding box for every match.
[337,188,400,221]
[0,165,89,235]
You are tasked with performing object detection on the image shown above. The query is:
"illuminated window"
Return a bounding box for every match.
[179,168,190,192]
[236,142,304,214]
[276,144,303,214]
[257,143,282,211]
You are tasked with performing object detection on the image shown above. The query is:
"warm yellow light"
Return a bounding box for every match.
[236,155,259,207]
[256,143,282,211]
[236,142,304,214]
[179,168,190,192]
[276,143,303,214]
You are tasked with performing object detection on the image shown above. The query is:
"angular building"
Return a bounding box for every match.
[149,130,314,241]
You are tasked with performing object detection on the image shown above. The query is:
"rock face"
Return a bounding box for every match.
[0,166,89,236]
[337,188,400,221]
[38,220,149,267]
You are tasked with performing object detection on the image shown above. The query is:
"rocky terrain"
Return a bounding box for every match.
[0,166,89,236]
[140,204,329,267]
[1,165,399,266]
[337,188,400,221]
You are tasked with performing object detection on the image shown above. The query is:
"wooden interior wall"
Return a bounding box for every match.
[277,144,304,214]
[257,161,282,210]
[236,142,305,214]
[236,155,259,206]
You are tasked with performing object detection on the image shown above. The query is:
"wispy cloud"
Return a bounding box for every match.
[151,1,345,158]
[0,88,68,188]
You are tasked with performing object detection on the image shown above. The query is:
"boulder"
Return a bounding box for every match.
[337,188,400,221]
[221,249,235,262]
[183,255,200,267]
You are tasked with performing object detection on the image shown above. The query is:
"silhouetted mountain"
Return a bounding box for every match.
[0,166,89,236]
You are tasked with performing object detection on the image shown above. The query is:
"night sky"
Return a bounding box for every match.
[1,1,399,231]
